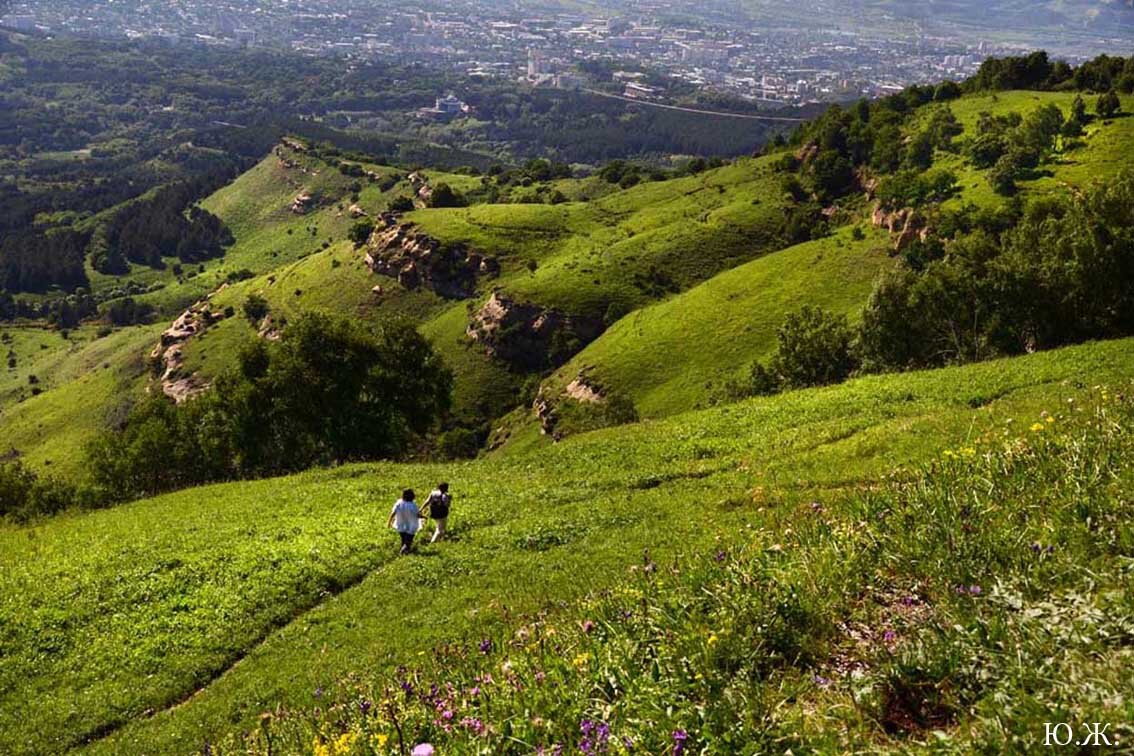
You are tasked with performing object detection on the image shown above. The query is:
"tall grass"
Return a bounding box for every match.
[229,387,1134,754]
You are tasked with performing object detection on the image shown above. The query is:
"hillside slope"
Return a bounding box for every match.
[497,90,1134,449]
[1,337,1131,753]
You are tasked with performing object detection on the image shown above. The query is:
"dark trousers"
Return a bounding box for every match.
[399,531,415,554]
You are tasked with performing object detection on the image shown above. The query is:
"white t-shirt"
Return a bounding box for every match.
[390,499,421,534]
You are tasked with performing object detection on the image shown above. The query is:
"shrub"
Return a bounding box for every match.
[242,293,269,323]
[771,306,858,389]
[348,218,375,247]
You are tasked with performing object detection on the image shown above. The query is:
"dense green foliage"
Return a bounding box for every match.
[86,313,452,501]
[860,170,1134,369]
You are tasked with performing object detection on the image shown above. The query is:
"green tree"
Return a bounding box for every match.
[242,294,269,323]
[769,306,857,389]
[1097,90,1121,119]
[348,218,375,247]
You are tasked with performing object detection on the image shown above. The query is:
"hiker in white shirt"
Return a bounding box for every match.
[387,488,422,555]
[420,482,452,543]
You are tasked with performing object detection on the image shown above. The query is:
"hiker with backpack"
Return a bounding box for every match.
[420,482,452,543]
[387,488,424,555]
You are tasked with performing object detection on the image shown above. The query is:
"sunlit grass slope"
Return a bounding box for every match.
[0,337,1130,754]
[0,324,159,478]
[544,224,893,420]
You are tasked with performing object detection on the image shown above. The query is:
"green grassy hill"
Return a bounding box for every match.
[1,337,1130,754]
[494,91,1134,449]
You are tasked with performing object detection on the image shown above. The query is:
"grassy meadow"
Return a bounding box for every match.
[1,338,1132,753]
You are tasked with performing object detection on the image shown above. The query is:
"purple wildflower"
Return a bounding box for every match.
[1047,544,1055,554]
[1031,542,1042,553]
[883,629,897,644]
[713,549,727,562]
[469,685,480,697]
[969,584,982,595]
[673,729,689,756]
[461,716,486,736]
[479,638,493,654]
[359,698,372,715]
[401,679,415,698]
[313,687,322,698]
[813,674,830,687]
[412,745,435,756]
[809,501,824,513]
[582,619,596,633]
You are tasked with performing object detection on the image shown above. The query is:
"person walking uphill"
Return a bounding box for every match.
[387,489,423,555]
[421,482,452,543]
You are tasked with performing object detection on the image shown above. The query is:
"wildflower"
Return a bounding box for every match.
[673,729,689,756]
[707,633,719,647]
[314,687,323,698]
[1031,542,1042,553]
[479,638,493,654]
[469,685,480,697]
[1046,416,1055,424]
[809,501,823,513]
[580,719,611,754]
[573,652,590,668]
[882,629,896,644]
[312,738,331,756]
[813,674,831,686]
[332,732,357,755]
[442,709,454,721]
[400,679,415,698]
[582,619,596,633]
[535,670,546,682]
[373,733,389,748]
[969,585,982,595]
[412,745,435,756]
[1030,422,1045,432]
[461,716,487,736]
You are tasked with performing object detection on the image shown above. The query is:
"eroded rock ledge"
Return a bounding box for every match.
[150,294,231,403]
[364,222,499,299]
[467,291,603,371]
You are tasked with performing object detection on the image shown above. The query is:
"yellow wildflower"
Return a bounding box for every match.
[333,732,358,755]
[1046,416,1055,424]
[313,738,332,756]
[708,634,719,646]
[572,652,590,668]
[1030,422,1045,432]
[373,733,389,749]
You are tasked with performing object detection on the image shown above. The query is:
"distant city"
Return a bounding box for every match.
[0,1,1100,108]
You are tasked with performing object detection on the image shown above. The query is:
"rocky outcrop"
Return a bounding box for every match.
[467,291,603,371]
[290,192,315,214]
[364,222,498,299]
[871,203,931,252]
[150,300,231,403]
[348,203,368,218]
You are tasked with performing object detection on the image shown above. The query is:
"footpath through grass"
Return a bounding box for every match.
[238,382,1134,754]
[1,338,1131,753]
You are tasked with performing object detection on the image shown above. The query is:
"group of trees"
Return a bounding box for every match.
[86,312,453,501]
[734,170,1134,399]
[89,179,234,273]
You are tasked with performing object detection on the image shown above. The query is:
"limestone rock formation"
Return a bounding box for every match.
[150,301,230,403]
[467,291,603,371]
[871,203,931,252]
[364,222,498,299]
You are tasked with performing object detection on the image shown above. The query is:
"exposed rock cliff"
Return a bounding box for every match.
[871,203,931,252]
[150,298,231,403]
[364,222,499,299]
[467,291,603,371]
